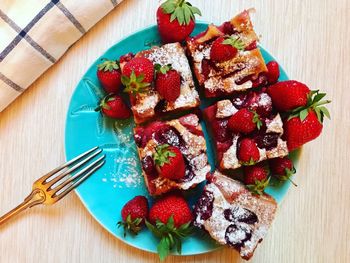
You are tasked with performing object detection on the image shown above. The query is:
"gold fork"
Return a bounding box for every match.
[0,146,105,226]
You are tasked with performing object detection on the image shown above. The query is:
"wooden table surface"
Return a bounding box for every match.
[1,0,349,262]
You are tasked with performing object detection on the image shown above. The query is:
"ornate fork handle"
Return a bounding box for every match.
[0,189,46,226]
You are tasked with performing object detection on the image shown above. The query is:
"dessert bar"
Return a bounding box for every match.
[186,10,267,97]
[203,91,289,171]
[194,171,277,260]
[120,43,200,124]
[133,114,210,196]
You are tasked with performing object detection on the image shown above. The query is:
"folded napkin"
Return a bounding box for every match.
[0,0,123,112]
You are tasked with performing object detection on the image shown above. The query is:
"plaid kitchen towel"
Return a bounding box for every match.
[0,0,124,112]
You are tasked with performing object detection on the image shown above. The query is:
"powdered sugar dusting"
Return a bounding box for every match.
[195,172,277,258]
[266,114,284,134]
[222,135,240,169]
[216,100,238,118]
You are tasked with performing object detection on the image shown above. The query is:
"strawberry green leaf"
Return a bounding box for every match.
[246,177,271,195]
[252,111,262,130]
[157,237,170,261]
[299,108,309,121]
[222,36,245,50]
[161,1,177,13]
[241,158,257,166]
[97,58,119,71]
[319,106,331,120]
[122,70,150,95]
[146,220,162,238]
[166,215,175,229]
[161,0,201,25]
[313,92,327,103]
[155,64,172,74]
[153,144,177,166]
[183,5,191,24]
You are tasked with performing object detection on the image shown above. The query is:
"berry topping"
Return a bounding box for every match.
[153,144,185,180]
[265,61,280,84]
[212,119,232,143]
[121,57,154,94]
[284,90,331,151]
[225,224,252,250]
[210,36,245,62]
[117,195,149,236]
[141,156,157,178]
[267,80,311,112]
[254,133,279,150]
[224,207,258,224]
[269,157,297,186]
[157,0,201,43]
[193,190,214,225]
[228,108,262,134]
[237,138,260,165]
[244,164,270,195]
[97,59,122,94]
[95,94,131,119]
[155,64,181,102]
[146,194,194,260]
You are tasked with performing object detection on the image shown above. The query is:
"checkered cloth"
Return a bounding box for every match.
[0,0,123,112]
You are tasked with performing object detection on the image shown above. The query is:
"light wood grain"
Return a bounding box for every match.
[0,0,349,262]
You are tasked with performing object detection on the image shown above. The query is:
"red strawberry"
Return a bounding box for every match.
[153,144,185,180]
[267,80,310,112]
[121,57,154,94]
[266,61,280,84]
[244,164,270,195]
[269,157,297,186]
[149,194,193,227]
[210,36,245,62]
[156,0,201,44]
[228,108,262,134]
[117,195,149,236]
[119,52,134,64]
[238,138,260,164]
[284,90,331,151]
[146,194,193,260]
[96,94,131,119]
[97,59,122,93]
[155,64,181,102]
[284,110,323,151]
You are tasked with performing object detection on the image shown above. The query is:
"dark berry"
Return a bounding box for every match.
[212,119,232,143]
[141,156,157,178]
[193,190,214,227]
[225,224,252,250]
[224,207,258,224]
[254,133,279,150]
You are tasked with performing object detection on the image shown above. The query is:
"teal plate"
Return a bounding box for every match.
[65,22,299,256]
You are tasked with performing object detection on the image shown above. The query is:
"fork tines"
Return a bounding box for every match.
[35,146,105,202]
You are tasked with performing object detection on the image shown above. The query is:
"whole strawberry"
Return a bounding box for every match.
[210,36,245,62]
[244,164,270,195]
[157,0,201,43]
[153,144,185,180]
[117,195,149,236]
[97,59,122,94]
[238,138,260,164]
[267,80,310,112]
[266,61,280,84]
[146,194,193,260]
[269,157,297,186]
[96,94,131,119]
[155,64,181,102]
[284,90,331,151]
[228,108,262,134]
[121,57,154,94]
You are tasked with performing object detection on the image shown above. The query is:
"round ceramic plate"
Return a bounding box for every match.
[65,22,299,255]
